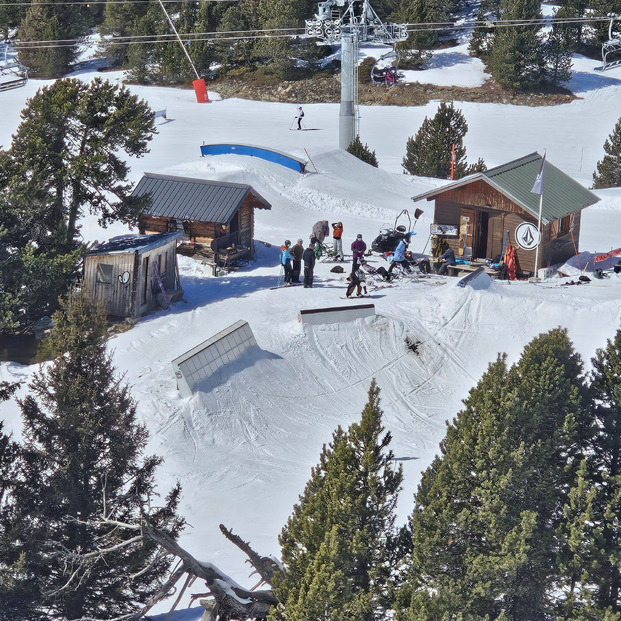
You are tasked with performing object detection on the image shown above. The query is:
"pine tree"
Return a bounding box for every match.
[0,381,30,619]
[347,135,379,167]
[7,293,184,619]
[271,380,404,621]
[593,118,621,189]
[392,0,437,69]
[6,78,155,246]
[402,102,480,179]
[17,0,90,77]
[403,328,590,620]
[573,328,621,613]
[487,0,547,91]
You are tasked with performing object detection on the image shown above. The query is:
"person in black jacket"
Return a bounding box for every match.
[437,246,456,275]
[303,242,316,288]
[290,238,304,283]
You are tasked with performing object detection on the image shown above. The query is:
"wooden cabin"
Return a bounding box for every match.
[133,173,271,266]
[82,232,183,318]
[411,153,600,277]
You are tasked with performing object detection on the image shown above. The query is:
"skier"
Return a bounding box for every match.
[351,233,367,272]
[303,241,316,288]
[388,236,412,274]
[290,238,304,283]
[296,106,304,130]
[281,240,294,286]
[332,221,344,261]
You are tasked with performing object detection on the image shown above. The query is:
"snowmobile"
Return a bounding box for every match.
[371,208,423,255]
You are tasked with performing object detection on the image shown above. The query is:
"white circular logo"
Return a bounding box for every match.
[515,222,540,251]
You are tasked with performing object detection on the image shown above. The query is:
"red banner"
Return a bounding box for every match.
[594,246,621,263]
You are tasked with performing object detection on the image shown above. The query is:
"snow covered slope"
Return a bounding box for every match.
[2,51,621,617]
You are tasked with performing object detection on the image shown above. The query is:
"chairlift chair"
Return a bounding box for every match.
[600,16,621,71]
[0,61,28,92]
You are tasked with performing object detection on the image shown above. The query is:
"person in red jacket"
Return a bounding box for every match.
[332,221,344,261]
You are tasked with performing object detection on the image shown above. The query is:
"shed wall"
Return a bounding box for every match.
[83,241,178,318]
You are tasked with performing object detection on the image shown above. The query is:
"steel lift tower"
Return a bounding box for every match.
[305,0,408,149]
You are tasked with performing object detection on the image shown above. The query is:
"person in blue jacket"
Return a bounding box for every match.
[388,236,412,274]
[281,240,294,286]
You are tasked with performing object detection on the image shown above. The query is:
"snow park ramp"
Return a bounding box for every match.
[200,143,306,173]
[172,320,257,398]
[298,304,375,326]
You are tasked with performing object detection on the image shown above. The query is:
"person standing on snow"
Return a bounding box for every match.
[290,239,304,283]
[303,241,316,288]
[281,240,294,286]
[351,233,367,272]
[296,106,304,130]
[332,221,344,261]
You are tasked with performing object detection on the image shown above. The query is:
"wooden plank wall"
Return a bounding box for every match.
[83,254,136,317]
[433,189,583,276]
[83,242,178,318]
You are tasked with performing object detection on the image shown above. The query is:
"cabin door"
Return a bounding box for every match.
[459,209,475,258]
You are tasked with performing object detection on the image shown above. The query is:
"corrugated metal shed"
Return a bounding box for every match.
[411,153,599,223]
[133,173,271,223]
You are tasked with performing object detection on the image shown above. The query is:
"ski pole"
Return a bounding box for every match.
[500,229,509,263]
[421,232,432,256]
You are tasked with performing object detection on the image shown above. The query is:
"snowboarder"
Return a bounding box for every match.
[332,222,344,261]
[296,106,304,130]
[346,267,367,298]
[281,240,294,286]
[388,236,412,274]
[290,239,304,283]
[437,245,456,275]
[351,233,367,272]
[303,242,316,288]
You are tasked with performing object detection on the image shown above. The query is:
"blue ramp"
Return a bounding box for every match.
[200,143,306,173]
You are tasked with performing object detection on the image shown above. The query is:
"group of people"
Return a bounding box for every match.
[280,239,317,288]
[279,223,457,292]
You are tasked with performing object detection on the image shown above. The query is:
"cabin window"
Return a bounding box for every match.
[96,264,113,284]
[551,214,573,239]
[559,214,572,234]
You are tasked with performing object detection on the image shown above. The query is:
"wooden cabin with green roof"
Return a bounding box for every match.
[411,153,599,277]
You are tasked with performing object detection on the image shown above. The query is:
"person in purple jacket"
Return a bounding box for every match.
[351,233,367,271]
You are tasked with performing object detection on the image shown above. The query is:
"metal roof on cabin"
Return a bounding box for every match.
[411,153,599,223]
[132,173,271,223]
[87,231,183,256]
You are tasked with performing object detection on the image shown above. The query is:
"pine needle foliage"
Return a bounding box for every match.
[566,328,621,615]
[347,135,379,168]
[7,293,184,620]
[271,380,404,621]
[402,102,484,179]
[593,118,621,189]
[402,328,591,620]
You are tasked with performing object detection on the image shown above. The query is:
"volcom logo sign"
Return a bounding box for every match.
[515,222,540,251]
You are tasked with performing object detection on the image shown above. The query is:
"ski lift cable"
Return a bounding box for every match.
[6,15,617,49]
[10,26,305,47]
